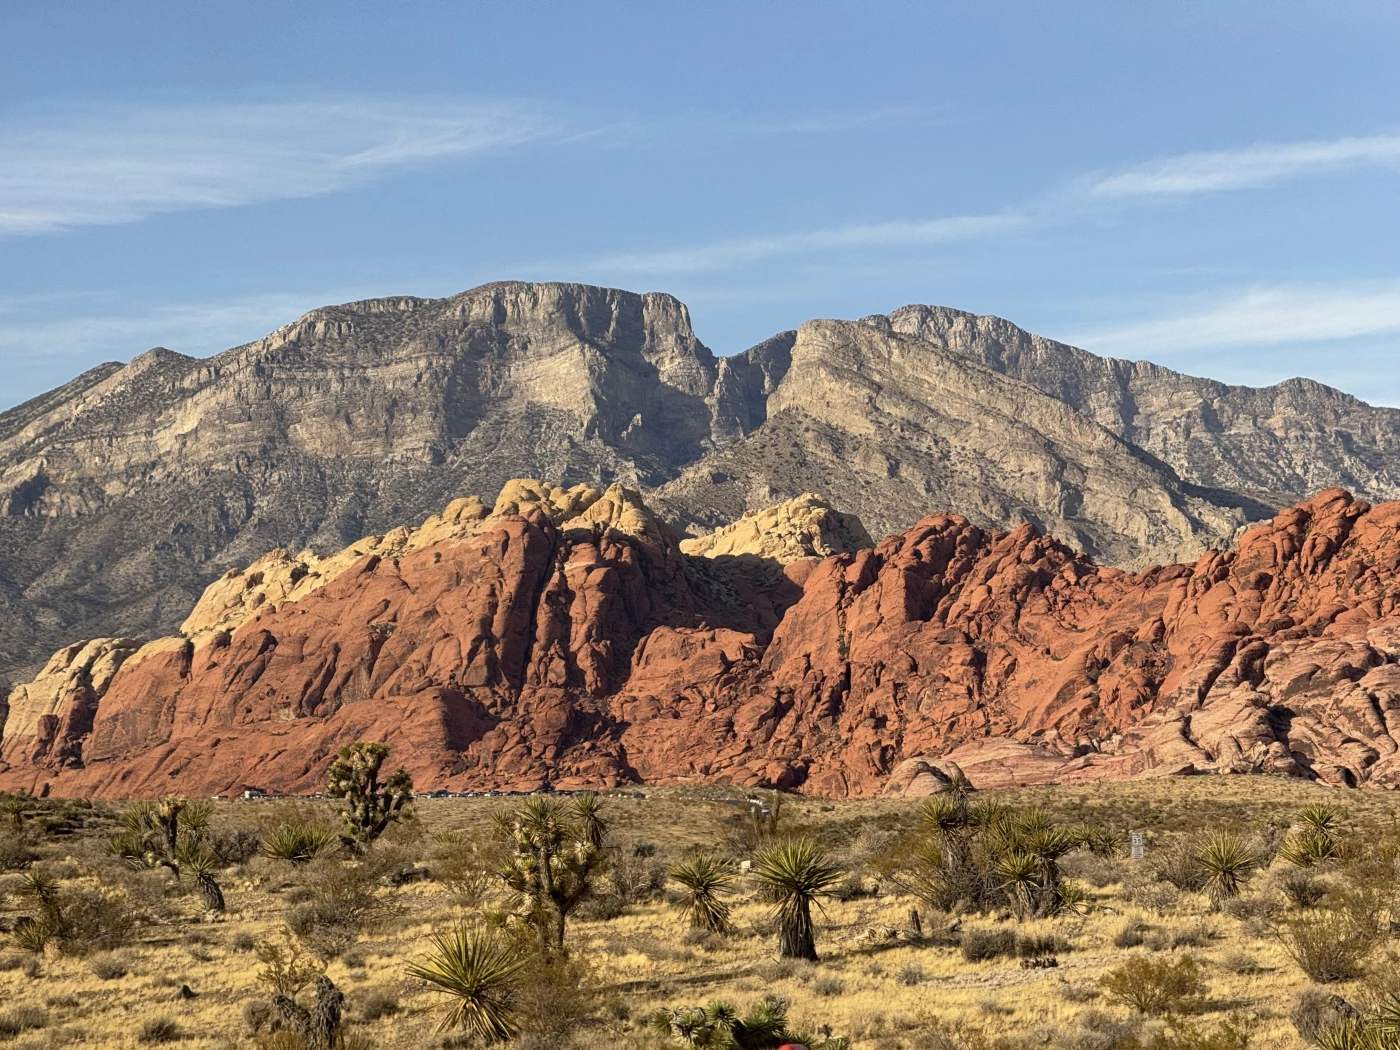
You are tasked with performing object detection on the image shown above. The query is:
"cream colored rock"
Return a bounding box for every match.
[1,637,142,749]
[680,493,871,564]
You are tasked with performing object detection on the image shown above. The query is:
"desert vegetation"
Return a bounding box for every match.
[0,769,1396,1047]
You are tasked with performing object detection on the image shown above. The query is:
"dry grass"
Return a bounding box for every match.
[0,776,1390,1048]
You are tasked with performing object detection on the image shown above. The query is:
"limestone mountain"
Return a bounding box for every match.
[882,305,1400,508]
[2,280,1397,688]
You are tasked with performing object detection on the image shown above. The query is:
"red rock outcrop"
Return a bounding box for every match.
[5,485,1400,798]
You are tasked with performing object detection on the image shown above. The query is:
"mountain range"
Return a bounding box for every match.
[5,281,1400,796]
[8,280,1400,697]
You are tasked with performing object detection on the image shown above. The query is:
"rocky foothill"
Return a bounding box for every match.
[4,479,1400,799]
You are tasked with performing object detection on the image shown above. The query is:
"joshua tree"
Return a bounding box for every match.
[752,838,846,960]
[496,794,609,951]
[110,797,225,912]
[669,852,738,934]
[407,924,525,1042]
[325,741,414,853]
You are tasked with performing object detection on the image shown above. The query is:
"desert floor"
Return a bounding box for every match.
[0,774,1395,1050]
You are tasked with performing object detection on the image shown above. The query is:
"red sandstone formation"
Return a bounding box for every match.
[5,486,1400,798]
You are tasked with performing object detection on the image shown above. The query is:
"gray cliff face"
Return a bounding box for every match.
[883,304,1400,506]
[0,281,1391,683]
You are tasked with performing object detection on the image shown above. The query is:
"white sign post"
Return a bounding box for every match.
[1130,831,1145,860]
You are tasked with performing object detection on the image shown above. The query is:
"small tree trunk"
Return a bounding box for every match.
[198,873,225,913]
[778,900,819,960]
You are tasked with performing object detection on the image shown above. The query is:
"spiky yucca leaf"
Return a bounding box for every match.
[261,822,336,864]
[406,925,525,1041]
[669,853,738,934]
[1057,880,1093,915]
[1197,833,1257,904]
[1279,827,1341,867]
[1300,805,1341,833]
[920,795,966,834]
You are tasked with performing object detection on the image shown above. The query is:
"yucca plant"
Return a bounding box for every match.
[994,849,1042,919]
[1197,832,1257,908]
[1057,880,1093,915]
[1280,826,1342,867]
[12,916,52,954]
[406,925,525,1042]
[1301,805,1341,833]
[670,853,738,934]
[0,793,32,827]
[261,822,337,865]
[1318,1017,1396,1050]
[751,838,846,960]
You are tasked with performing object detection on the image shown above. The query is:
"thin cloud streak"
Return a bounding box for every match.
[0,291,367,366]
[0,99,556,236]
[591,212,1027,273]
[1089,134,1400,198]
[1070,281,1400,358]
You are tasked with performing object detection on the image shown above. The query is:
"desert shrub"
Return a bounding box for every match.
[285,856,383,960]
[1112,922,1146,949]
[1226,890,1282,924]
[1059,981,1100,1003]
[137,1017,182,1044]
[210,828,262,865]
[1279,869,1327,909]
[573,893,624,922]
[812,976,844,997]
[232,932,257,952]
[430,835,498,909]
[1128,878,1182,914]
[0,830,38,872]
[244,1000,275,1036]
[1148,1014,1258,1050]
[255,931,326,997]
[1061,851,1123,888]
[88,952,128,979]
[610,844,668,907]
[898,964,924,986]
[1153,843,1209,893]
[1276,910,1378,983]
[1291,987,1361,1044]
[1099,955,1206,1017]
[0,955,22,972]
[56,888,135,955]
[1016,933,1062,959]
[1221,952,1261,975]
[960,928,1017,963]
[0,1006,48,1038]
[358,989,399,1021]
[1169,924,1216,949]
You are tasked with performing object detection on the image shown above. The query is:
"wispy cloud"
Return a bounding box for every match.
[0,99,556,236]
[1088,134,1400,198]
[0,290,367,366]
[591,212,1026,273]
[1069,280,1400,358]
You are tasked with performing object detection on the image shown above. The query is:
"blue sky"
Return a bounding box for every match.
[3,2,1400,409]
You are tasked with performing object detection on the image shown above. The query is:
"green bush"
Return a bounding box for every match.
[1099,955,1207,1016]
